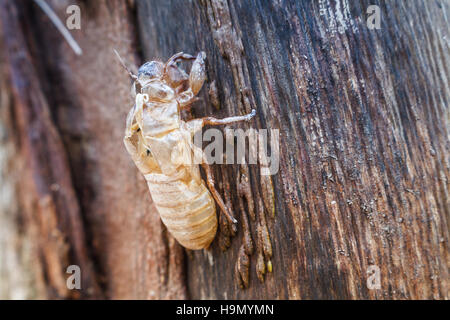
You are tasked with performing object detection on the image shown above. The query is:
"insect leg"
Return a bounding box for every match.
[201,159,238,225]
[165,52,196,70]
[177,91,200,110]
[185,110,256,131]
[176,52,207,109]
[200,109,256,126]
[189,52,206,95]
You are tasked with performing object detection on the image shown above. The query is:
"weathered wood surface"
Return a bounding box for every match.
[0,0,448,299]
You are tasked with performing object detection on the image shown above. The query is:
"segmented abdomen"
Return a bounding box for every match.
[144,167,217,250]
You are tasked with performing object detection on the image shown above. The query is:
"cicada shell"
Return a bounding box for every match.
[123,52,255,250]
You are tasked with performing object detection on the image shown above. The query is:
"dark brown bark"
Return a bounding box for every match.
[0,0,448,299]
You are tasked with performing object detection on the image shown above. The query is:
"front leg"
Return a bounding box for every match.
[177,52,207,109]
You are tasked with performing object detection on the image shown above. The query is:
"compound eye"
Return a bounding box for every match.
[138,61,164,80]
[141,82,174,102]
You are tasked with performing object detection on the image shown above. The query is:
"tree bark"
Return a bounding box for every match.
[0,0,448,300]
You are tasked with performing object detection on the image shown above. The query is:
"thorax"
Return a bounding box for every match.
[140,100,180,137]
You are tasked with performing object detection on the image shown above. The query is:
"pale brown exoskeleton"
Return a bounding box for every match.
[120,51,256,250]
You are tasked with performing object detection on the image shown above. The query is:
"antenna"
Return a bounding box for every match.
[113,49,137,80]
[33,0,82,55]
